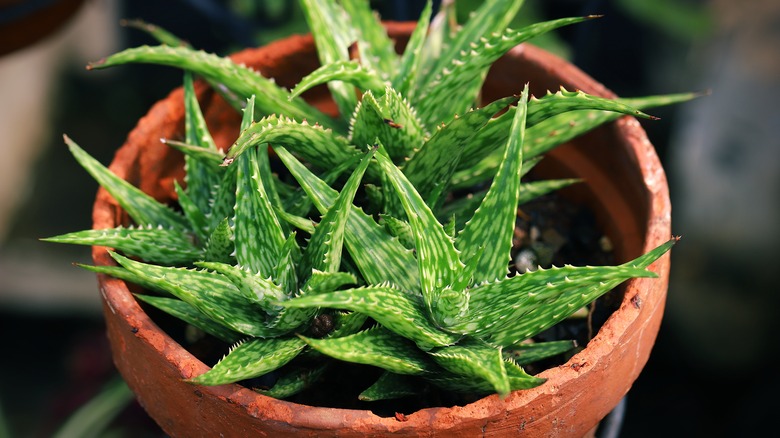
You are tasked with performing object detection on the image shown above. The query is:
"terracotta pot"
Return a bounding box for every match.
[92,22,671,437]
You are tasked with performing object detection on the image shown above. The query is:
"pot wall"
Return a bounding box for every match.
[92,22,671,437]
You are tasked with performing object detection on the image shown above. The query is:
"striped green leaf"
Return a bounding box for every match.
[402,96,518,208]
[503,340,576,365]
[350,89,425,160]
[428,339,510,398]
[427,357,545,394]
[282,285,460,350]
[375,150,467,322]
[299,0,358,117]
[299,326,436,375]
[233,147,286,278]
[392,0,433,99]
[416,16,592,127]
[75,263,168,296]
[64,136,189,232]
[289,60,387,101]
[87,45,335,129]
[202,218,234,264]
[174,180,209,243]
[456,86,529,284]
[134,294,242,344]
[300,149,374,277]
[43,226,201,266]
[195,262,286,314]
[340,0,398,78]
[274,146,419,292]
[110,251,284,337]
[358,371,421,401]
[188,337,306,385]
[256,363,329,399]
[223,115,360,173]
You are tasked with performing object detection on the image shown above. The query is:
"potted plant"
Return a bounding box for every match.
[45,0,697,435]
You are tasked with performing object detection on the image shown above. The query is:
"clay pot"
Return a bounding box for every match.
[91,22,671,437]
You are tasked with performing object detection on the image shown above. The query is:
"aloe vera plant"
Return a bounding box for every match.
[45,0,692,402]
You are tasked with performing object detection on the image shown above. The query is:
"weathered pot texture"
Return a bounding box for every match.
[91,22,671,437]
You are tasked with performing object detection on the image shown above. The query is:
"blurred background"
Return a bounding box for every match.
[1,0,777,436]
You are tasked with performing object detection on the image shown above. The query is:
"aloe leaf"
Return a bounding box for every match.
[275,208,316,235]
[275,233,302,296]
[256,363,329,398]
[299,0,358,117]
[327,310,369,338]
[301,149,374,277]
[375,150,467,321]
[451,239,676,345]
[134,294,242,344]
[206,163,237,231]
[202,218,234,264]
[439,179,581,233]
[416,16,591,126]
[223,115,361,173]
[427,356,545,394]
[392,0,433,99]
[380,215,414,250]
[63,135,189,232]
[162,139,224,165]
[350,89,425,160]
[188,337,306,385]
[503,340,576,365]
[359,371,421,401]
[183,71,222,211]
[418,0,457,76]
[274,146,420,292]
[43,226,201,266]
[87,45,336,130]
[300,326,436,375]
[449,155,542,191]
[420,0,525,91]
[456,86,529,284]
[289,60,387,101]
[282,285,460,350]
[428,339,510,398]
[174,181,209,243]
[524,91,703,159]
[74,263,168,296]
[233,146,286,278]
[195,262,286,314]
[402,96,518,208]
[340,0,398,78]
[110,251,284,337]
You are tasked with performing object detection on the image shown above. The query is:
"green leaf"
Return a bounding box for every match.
[299,0,358,117]
[375,150,467,323]
[174,180,209,243]
[428,339,510,398]
[223,115,361,173]
[456,85,529,284]
[134,294,242,344]
[275,146,420,292]
[300,326,436,375]
[392,0,433,99]
[402,96,518,208]
[427,357,545,394]
[503,340,576,365]
[195,262,286,314]
[256,363,329,399]
[43,226,201,266]
[289,60,387,101]
[416,16,591,126]
[63,135,189,232]
[358,372,421,401]
[87,45,336,130]
[188,337,306,385]
[74,263,167,296]
[282,285,460,350]
[233,147,286,278]
[110,251,284,337]
[300,148,374,277]
[340,0,399,78]
[202,218,235,264]
[350,89,425,160]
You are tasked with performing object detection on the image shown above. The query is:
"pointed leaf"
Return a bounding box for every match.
[428,339,510,398]
[174,180,209,243]
[503,340,576,365]
[256,363,329,399]
[340,0,399,78]
[195,262,286,314]
[358,371,421,401]
[134,294,242,344]
[64,136,189,231]
[300,326,436,375]
[289,60,386,101]
[456,86,528,284]
[202,218,234,264]
[281,285,460,350]
[392,0,433,99]
[188,337,306,385]
[43,226,200,266]
[350,89,425,160]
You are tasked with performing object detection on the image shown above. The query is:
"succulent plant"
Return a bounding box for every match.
[45,0,693,402]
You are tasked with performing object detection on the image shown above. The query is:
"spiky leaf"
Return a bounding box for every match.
[134,294,242,344]
[428,339,510,398]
